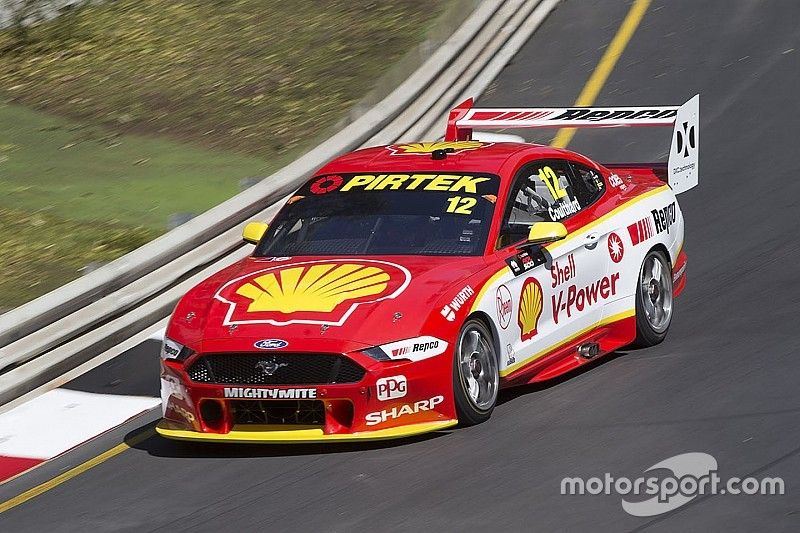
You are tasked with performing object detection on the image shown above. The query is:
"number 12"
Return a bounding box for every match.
[445,196,477,215]
[539,166,567,199]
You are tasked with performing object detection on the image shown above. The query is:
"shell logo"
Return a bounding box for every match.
[518,277,543,341]
[386,141,489,155]
[215,260,411,326]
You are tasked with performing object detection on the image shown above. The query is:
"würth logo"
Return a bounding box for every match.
[676,121,696,158]
[627,217,655,246]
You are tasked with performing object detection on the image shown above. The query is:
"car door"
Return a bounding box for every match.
[493,159,609,374]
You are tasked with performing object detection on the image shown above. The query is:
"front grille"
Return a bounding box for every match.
[187,353,365,385]
[230,400,325,425]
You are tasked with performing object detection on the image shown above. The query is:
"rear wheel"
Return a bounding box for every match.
[634,250,673,347]
[453,319,499,426]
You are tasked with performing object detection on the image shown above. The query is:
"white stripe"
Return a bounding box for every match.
[148,327,166,341]
[0,318,168,415]
[0,389,159,460]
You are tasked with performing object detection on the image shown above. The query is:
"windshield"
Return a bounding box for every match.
[255,172,500,257]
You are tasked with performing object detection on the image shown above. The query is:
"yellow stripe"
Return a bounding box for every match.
[472,185,668,316]
[0,428,154,514]
[156,419,458,444]
[547,185,669,251]
[500,309,635,377]
[551,0,651,149]
[469,267,509,313]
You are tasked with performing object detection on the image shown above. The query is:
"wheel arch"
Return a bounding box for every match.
[648,242,673,267]
[465,311,502,365]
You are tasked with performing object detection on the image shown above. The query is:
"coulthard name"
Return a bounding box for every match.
[340,174,490,193]
[549,198,581,220]
[223,388,317,399]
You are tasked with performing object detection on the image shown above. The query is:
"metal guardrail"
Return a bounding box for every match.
[0,0,559,405]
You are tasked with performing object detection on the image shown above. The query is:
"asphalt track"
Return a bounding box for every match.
[3,0,800,530]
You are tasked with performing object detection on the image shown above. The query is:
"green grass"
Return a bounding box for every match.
[0,103,266,309]
[0,1,446,310]
[0,207,158,311]
[0,102,273,229]
[0,0,442,157]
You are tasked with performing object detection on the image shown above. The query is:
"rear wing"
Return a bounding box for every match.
[444,94,699,194]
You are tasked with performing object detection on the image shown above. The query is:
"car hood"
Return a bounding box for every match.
[170,254,488,352]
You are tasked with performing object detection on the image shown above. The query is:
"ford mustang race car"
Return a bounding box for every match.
[157,95,699,443]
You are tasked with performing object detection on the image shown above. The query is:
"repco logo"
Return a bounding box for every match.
[652,202,676,235]
[413,341,439,352]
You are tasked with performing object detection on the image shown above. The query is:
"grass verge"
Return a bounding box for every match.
[0,207,157,311]
[0,102,272,229]
[0,1,449,309]
[0,0,443,156]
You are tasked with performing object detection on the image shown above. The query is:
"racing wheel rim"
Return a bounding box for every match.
[457,323,499,411]
[639,252,673,334]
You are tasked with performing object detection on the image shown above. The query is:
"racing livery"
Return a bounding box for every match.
[157,95,699,443]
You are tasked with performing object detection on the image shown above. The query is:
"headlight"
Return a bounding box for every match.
[363,336,448,362]
[362,346,391,361]
[160,337,194,361]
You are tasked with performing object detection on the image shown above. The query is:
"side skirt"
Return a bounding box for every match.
[500,313,636,386]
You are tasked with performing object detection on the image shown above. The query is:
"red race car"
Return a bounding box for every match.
[157,96,699,443]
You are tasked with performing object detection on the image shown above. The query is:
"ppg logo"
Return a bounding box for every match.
[676,121,696,157]
[376,375,408,401]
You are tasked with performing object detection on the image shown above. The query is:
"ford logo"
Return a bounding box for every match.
[254,339,288,350]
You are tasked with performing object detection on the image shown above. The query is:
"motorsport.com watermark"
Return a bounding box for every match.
[560,452,785,516]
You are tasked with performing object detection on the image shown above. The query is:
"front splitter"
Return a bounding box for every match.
[155,419,458,444]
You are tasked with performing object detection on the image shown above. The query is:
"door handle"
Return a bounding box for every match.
[584,232,600,249]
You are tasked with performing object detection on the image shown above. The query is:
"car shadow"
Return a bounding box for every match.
[496,350,628,406]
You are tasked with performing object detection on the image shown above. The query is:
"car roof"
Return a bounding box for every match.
[316,142,593,179]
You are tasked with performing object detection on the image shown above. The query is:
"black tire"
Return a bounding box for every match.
[633,250,674,347]
[452,318,499,426]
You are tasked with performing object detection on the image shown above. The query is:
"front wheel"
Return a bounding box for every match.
[453,319,499,426]
[634,250,673,347]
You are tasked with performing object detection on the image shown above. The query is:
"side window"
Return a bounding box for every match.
[570,163,606,207]
[497,160,582,248]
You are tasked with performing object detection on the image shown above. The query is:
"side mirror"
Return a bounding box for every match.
[527,221,568,245]
[242,222,269,245]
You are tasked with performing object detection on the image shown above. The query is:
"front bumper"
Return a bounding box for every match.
[158,348,456,443]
